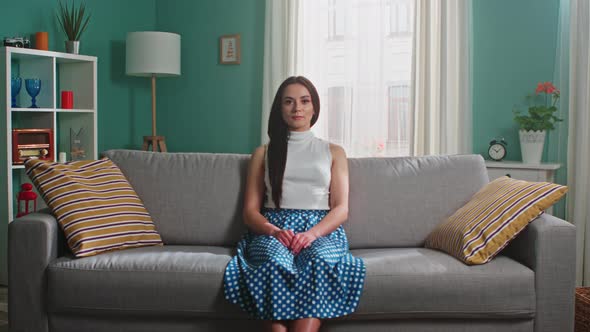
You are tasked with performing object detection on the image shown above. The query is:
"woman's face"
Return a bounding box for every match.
[281,83,314,132]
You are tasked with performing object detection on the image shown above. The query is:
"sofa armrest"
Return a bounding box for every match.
[8,209,61,332]
[502,213,576,332]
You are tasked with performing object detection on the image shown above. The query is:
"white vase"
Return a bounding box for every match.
[519,129,546,164]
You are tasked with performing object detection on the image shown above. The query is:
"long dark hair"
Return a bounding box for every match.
[267,76,320,209]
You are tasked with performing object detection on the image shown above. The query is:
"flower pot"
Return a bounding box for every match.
[519,129,546,164]
[65,40,79,54]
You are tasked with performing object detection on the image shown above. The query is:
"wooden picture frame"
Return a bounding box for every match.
[219,34,241,64]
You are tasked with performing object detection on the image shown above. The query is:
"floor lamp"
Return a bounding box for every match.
[126,31,181,152]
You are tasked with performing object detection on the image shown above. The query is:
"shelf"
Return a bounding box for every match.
[3,46,96,63]
[10,108,95,113]
[0,47,98,284]
[485,160,561,170]
[56,108,95,113]
[11,108,54,113]
[0,46,98,285]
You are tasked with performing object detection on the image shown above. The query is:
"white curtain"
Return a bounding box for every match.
[410,0,472,156]
[568,0,590,286]
[262,0,471,158]
[297,0,417,157]
[261,0,302,144]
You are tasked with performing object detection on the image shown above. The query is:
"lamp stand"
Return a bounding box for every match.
[142,75,167,152]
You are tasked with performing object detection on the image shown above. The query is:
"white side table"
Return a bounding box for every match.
[485,160,561,214]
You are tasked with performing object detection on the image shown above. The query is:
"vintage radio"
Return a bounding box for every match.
[12,129,54,164]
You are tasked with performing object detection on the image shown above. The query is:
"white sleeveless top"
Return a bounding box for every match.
[264,130,332,210]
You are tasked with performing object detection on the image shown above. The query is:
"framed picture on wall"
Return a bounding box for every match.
[219,34,241,65]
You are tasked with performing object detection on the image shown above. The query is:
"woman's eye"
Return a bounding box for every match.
[284,100,292,105]
[302,99,310,104]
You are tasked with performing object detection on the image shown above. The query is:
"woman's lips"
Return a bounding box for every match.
[292,116,304,120]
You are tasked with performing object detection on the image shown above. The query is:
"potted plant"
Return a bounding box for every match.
[56,0,91,54]
[513,81,563,164]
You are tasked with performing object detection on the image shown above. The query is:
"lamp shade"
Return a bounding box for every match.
[126,31,181,77]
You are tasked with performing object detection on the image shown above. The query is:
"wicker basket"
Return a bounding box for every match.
[576,287,590,332]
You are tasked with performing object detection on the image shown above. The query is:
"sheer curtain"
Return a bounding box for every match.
[567,0,590,286]
[299,0,415,157]
[261,0,471,157]
[261,0,302,144]
[411,0,472,156]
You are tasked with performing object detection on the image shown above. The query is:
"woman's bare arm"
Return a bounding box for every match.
[243,146,294,246]
[290,144,349,254]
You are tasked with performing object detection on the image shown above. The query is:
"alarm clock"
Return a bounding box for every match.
[488,137,507,161]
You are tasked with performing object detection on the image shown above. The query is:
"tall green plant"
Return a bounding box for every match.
[56,1,91,41]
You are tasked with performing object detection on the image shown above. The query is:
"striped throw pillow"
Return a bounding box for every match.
[425,176,568,265]
[25,158,163,257]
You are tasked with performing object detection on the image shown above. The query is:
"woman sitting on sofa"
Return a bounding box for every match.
[224,76,366,332]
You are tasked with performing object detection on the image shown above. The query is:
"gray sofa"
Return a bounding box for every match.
[9,150,575,332]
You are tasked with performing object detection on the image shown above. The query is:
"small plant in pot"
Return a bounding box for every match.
[56,0,91,54]
[513,81,563,164]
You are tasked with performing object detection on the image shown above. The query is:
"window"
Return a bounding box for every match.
[327,86,352,146]
[388,0,413,37]
[300,0,414,157]
[387,83,410,156]
[328,0,348,40]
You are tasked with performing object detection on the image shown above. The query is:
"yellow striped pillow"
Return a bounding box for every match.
[425,176,568,265]
[25,158,162,257]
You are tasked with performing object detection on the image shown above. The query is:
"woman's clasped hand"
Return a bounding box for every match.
[272,229,318,255]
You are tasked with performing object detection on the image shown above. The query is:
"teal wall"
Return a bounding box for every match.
[0,0,157,152]
[472,0,567,218]
[155,0,265,154]
[0,1,568,188]
[2,0,564,160]
[472,0,561,161]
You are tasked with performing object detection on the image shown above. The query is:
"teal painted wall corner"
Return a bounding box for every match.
[472,0,561,162]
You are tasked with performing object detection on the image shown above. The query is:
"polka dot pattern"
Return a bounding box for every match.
[224,208,366,320]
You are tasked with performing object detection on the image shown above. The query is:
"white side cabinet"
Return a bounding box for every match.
[0,47,97,285]
[485,160,561,215]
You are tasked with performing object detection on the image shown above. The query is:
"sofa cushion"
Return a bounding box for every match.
[47,246,534,319]
[424,176,568,264]
[25,158,162,257]
[47,245,247,318]
[353,248,535,319]
[103,150,489,249]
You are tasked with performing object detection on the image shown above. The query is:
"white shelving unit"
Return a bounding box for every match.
[0,47,97,285]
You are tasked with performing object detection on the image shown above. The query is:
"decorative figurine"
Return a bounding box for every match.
[16,183,37,218]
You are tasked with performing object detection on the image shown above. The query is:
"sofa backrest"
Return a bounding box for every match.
[103,150,488,249]
[345,155,488,248]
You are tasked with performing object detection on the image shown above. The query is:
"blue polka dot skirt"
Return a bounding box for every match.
[224,208,366,320]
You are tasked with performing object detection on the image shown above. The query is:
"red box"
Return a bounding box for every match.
[61,91,73,109]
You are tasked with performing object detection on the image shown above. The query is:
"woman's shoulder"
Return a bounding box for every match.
[328,143,346,157]
[251,145,267,160]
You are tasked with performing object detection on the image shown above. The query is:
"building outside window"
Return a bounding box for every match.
[300,0,414,157]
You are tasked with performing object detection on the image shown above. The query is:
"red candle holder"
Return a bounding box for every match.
[61,90,73,109]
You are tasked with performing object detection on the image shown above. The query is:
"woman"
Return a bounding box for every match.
[224,76,365,332]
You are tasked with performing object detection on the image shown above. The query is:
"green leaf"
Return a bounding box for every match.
[56,0,91,41]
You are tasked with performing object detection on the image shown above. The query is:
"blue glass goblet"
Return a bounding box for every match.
[25,78,41,108]
[11,77,22,108]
